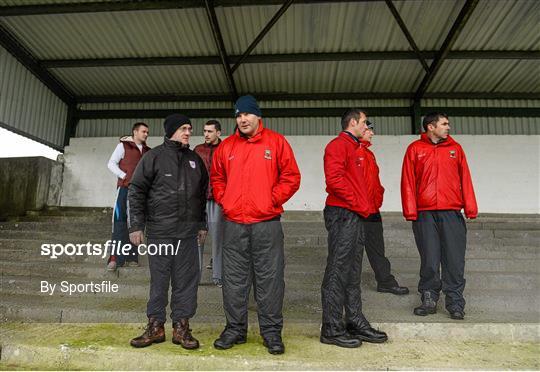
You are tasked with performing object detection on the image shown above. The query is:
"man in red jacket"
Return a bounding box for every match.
[360,122,408,295]
[211,95,301,355]
[401,112,478,320]
[194,120,223,287]
[106,122,150,271]
[321,109,388,349]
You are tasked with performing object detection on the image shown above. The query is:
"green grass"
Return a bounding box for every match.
[1,323,539,370]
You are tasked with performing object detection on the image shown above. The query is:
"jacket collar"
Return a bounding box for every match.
[235,119,265,143]
[420,132,456,146]
[120,135,149,149]
[360,139,372,148]
[203,138,222,147]
[339,131,361,146]
[164,136,189,151]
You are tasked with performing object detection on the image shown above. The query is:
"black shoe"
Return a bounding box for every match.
[263,335,285,355]
[377,284,409,295]
[320,333,361,348]
[449,310,465,320]
[347,323,388,343]
[413,292,438,316]
[213,332,247,350]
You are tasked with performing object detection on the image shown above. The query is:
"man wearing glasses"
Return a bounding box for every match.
[128,114,208,350]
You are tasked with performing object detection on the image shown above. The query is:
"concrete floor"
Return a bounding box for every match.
[0,209,539,369]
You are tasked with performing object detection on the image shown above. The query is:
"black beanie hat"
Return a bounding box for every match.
[234,95,262,117]
[366,120,374,130]
[163,114,191,138]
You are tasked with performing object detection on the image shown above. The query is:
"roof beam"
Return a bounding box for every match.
[76,92,540,104]
[0,1,381,17]
[75,106,540,120]
[41,51,540,69]
[0,23,74,105]
[414,0,480,101]
[77,92,415,103]
[204,0,238,100]
[0,121,64,152]
[231,0,294,73]
[384,0,429,72]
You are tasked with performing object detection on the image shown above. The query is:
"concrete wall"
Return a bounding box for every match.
[0,157,63,217]
[61,135,540,214]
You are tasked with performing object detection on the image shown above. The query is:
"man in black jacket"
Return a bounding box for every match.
[128,114,208,350]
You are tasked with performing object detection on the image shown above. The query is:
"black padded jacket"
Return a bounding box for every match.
[128,137,208,239]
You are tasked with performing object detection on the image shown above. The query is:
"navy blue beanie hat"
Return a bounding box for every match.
[234,95,262,117]
[163,114,191,138]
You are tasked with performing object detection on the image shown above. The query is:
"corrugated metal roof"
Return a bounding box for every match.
[75,114,539,137]
[450,116,539,135]
[1,8,216,59]
[75,115,411,138]
[1,0,538,145]
[454,0,540,50]
[0,45,67,147]
[1,1,466,58]
[428,59,540,93]
[0,0,106,4]
[218,1,466,55]
[79,98,411,111]
[423,98,540,108]
[234,60,424,93]
[50,65,229,95]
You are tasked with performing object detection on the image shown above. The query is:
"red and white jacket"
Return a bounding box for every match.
[211,121,301,223]
[324,131,372,218]
[401,133,478,221]
[360,140,385,214]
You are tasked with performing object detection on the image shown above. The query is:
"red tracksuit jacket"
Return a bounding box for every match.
[360,140,385,214]
[211,121,301,223]
[324,131,372,218]
[401,133,478,221]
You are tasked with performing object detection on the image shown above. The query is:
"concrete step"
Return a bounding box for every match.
[1,283,538,326]
[1,259,538,291]
[0,324,538,371]
[2,274,538,316]
[4,218,539,233]
[1,243,537,274]
[2,227,538,248]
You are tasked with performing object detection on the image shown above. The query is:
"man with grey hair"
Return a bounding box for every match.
[128,114,208,350]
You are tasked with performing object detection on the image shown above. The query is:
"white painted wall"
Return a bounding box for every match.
[61,135,540,214]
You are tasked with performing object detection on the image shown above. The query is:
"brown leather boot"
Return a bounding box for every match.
[130,317,166,348]
[172,319,199,349]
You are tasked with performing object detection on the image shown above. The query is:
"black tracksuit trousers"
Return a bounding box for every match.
[412,210,467,312]
[146,237,200,323]
[364,213,398,287]
[221,219,285,338]
[321,206,367,337]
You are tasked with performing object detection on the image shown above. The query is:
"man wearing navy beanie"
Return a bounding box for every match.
[128,113,208,350]
[211,95,301,354]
